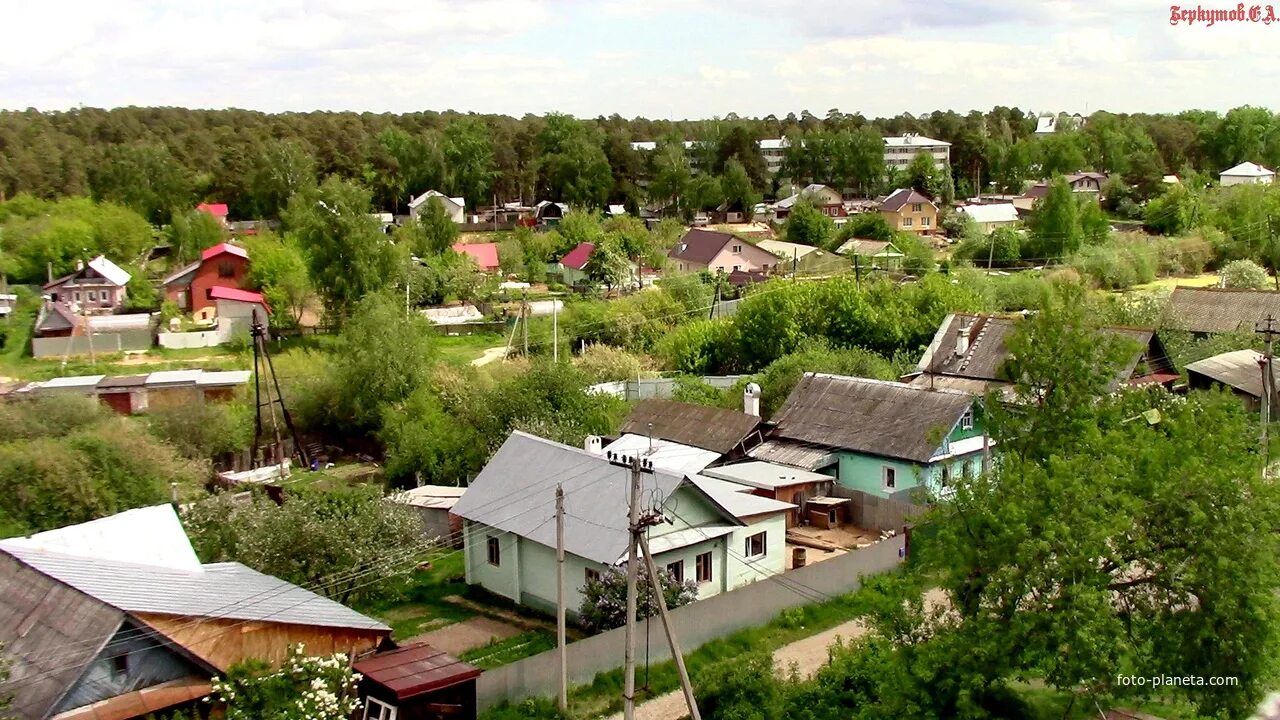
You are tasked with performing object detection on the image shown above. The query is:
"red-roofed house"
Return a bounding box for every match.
[551,242,595,285]
[451,242,501,273]
[163,243,252,314]
[354,643,480,720]
[196,203,230,228]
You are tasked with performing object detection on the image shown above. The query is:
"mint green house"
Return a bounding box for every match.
[452,432,794,617]
[752,373,989,500]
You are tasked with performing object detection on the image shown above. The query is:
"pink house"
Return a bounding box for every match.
[451,242,501,273]
[196,203,230,227]
[667,229,779,275]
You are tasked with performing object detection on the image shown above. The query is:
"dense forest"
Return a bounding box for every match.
[3,105,1279,223]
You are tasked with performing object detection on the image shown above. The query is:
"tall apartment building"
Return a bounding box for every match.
[883,134,951,171]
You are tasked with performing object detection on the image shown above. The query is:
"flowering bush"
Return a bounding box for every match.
[208,644,361,720]
[578,566,699,633]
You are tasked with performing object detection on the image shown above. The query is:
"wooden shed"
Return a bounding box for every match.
[355,643,481,720]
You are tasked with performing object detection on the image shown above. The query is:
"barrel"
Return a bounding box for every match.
[792,547,807,569]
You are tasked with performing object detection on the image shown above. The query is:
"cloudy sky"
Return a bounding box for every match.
[2,0,1276,119]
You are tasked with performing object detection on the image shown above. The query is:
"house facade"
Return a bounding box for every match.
[1220,161,1275,186]
[409,191,466,223]
[879,188,937,235]
[454,432,790,616]
[758,373,989,500]
[668,229,779,275]
[163,242,252,314]
[956,203,1020,234]
[835,238,904,270]
[771,184,845,222]
[43,256,132,313]
[883,134,951,172]
[451,242,502,273]
[551,241,595,286]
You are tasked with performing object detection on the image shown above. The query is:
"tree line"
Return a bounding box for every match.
[5,105,1280,221]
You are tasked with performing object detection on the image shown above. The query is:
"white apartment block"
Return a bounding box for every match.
[883,134,950,171]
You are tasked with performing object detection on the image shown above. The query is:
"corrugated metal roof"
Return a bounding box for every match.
[701,461,832,490]
[618,399,760,455]
[1186,349,1265,398]
[40,375,106,390]
[689,476,795,518]
[391,485,466,511]
[145,370,204,387]
[194,370,251,386]
[1168,287,1280,334]
[641,525,736,560]
[354,643,480,700]
[771,373,974,463]
[603,434,720,475]
[2,547,389,632]
[746,440,836,471]
[452,432,738,566]
[0,505,201,571]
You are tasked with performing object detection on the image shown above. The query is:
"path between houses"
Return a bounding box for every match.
[602,588,947,720]
[471,346,510,366]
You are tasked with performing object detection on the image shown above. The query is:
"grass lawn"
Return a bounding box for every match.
[461,630,558,670]
[283,461,384,491]
[359,551,477,639]
[436,332,507,366]
[1127,273,1223,293]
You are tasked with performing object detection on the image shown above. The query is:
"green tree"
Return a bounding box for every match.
[649,138,693,213]
[184,486,421,605]
[209,647,361,720]
[244,231,312,326]
[167,207,227,264]
[380,386,485,487]
[720,159,761,217]
[785,201,835,249]
[247,139,316,219]
[91,143,194,223]
[1222,258,1270,288]
[836,213,897,243]
[146,400,251,461]
[583,238,631,291]
[404,197,460,256]
[694,653,783,720]
[1143,184,1198,235]
[443,119,497,209]
[1025,176,1081,260]
[284,177,398,321]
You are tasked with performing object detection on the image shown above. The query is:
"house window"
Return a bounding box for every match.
[883,466,897,490]
[732,244,743,252]
[744,532,767,558]
[217,261,236,278]
[733,265,740,271]
[585,567,601,585]
[87,291,96,302]
[695,552,712,583]
[921,217,931,227]
[110,653,128,678]
[902,218,913,227]
[364,697,398,720]
[666,560,684,583]
[940,465,952,489]
[486,537,501,567]
[912,203,922,212]
[962,461,975,482]
[960,409,974,431]
[74,291,81,301]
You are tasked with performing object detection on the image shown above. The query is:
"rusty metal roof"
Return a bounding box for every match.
[618,399,761,455]
[770,374,974,463]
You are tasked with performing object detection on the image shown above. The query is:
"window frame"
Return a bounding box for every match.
[921,216,931,227]
[883,466,897,490]
[732,244,743,253]
[744,531,767,558]
[486,536,501,567]
[695,551,712,584]
[666,560,684,583]
[585,567,601,585]
[902,217,913,227]
[364,697,398,720]
[960,409,974,431]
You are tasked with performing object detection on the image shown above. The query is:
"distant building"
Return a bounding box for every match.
[163,242,253,315]
[550,241,595,286]
[408,191,465,223]
[195,202,229,227]
[43,256,132,313]
[533,200,569,226]
[1220,161,1275,187]
[451,242,502,273]
[759,137,789,176]
[8,369,251,414]
[955,203,1020,234]
[667,229,780,275]
[879,188,937,234]
[1034,113,1086,136]
[771,184,845,222]
[1166,286,1280,335]
[883,134,950,172]
[835,238,904,270]
[1186,349,1272,413]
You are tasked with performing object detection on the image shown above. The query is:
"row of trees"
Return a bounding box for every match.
[5,105,1280,220]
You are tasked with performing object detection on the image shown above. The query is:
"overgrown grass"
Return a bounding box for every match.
[436,333,507,366]
[462,630,558,669]
[1013,683,1205,720]
[360,551,476,639]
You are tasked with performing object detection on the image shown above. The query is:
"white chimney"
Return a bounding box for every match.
[955,324,971,358]
[74,259,84,272]
[744,382,761,417]
[584,435,603,455]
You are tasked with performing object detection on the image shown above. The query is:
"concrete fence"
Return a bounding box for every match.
[586,375,750,402]
[31,331,154,358]
[826,487,929,533]
[476,537,905,710]
[157,327,225,349]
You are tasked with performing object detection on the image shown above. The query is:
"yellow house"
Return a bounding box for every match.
[878,188,937,235]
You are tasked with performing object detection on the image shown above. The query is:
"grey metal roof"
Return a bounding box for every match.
[701,461,833,490]
[0,552,124,720]
[1186,349,1265,398]
[770,373,973,463]
[688,476,795,518]
[745,440,836,471]
[618,399,761,454]
[1,547,389,632]
[452,432,737,565]
[1167,287,1280,334]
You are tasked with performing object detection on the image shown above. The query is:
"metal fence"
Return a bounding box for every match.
[31,331,154,358]
[476,537,905,710]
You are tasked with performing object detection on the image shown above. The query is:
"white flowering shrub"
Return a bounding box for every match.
[578,566,699,633]
[208,645,361,720]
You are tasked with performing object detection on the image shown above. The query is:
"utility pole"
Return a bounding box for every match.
[555,484,567,710]
[854,254,861,290]
[791,249,797,282]
[553,298,559,362]
[1257,315,1279,472]
[639,535,703,720]
[521,291,529,357]
[607,451,654,720]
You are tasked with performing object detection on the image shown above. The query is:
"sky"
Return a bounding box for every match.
[2,0,1277,119]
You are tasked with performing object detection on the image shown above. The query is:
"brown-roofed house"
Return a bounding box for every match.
[1186,349,1272,412]
[1167,286,1280,335]
[878,189,937,234]
[355,643,480,720]
[667,229,779,275]
[762,373,990,499]
[908,313,1178,397]
[619,398,764,457]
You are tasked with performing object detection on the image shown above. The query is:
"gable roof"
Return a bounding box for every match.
[208,286,267,306]
[619,399,761,454]
[880,188,935,212]
[1035,116,1057,134]
[452,242,501,271]
[1186,349,1266,398]
[162,260,201,287]
[1221,161,1274,177]
[602,434,721,475]
[756,239,822,260]
[835,238,902,257]
[957,203,1019,224]
[42,256,132,290]
[201,242,248,262]
[883,135,950,148]
[701,461,833,490]
[770,373,974,463]
[1167,286,1280,334]
[560,242,595,270]
[0,551,125,720]
[688,475,795,518]
[774,184,839,210]
[452,431,739,565]
[196,203,228,219]
[0,505,201,571]
[668,229,737,264]
[408,190,464,211]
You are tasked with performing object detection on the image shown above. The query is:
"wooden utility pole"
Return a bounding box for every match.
[521,292,529,357]
[854,254,861,289]
[606,451,653,720]
[556,484,567,710]
[553,299,559,363]
[639,535,703,720]
[1257,315,1279,471]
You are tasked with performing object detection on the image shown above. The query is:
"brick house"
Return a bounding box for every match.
[162,243,251,314]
